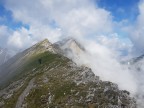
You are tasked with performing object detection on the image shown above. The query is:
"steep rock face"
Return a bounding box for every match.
[0,39,137,108]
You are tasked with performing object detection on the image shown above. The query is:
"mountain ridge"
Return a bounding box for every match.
[0,39,137,108]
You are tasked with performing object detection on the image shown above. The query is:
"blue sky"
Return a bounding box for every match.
[0,3,29,30]
[97,0,140,22]
[0,0,144,56]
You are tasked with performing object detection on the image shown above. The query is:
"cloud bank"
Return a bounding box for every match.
[1,0,143,56]
[2,0,115,50]
[67,38,137,94]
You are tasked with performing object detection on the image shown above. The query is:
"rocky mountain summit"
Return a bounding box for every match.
[54,38,86,63]
[0,39,137,108]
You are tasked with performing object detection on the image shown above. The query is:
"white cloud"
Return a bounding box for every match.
[0,25,10,38]
[29,25,62,43]
[4,0,113,42]
[68,38,137,93]
[5,0,49,25]
[57,7,113,37]
[96,34,132,57]
[7,27,33,50]
[128,0,144,55]
[6,26,62,50]
[0,25,11,48]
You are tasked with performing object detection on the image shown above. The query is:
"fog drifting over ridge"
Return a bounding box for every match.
[61,37,144,108]
[61,38,137,93]
[61,38,144,107]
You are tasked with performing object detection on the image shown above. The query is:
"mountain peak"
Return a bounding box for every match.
[53,38,86,60]
[21,38,56,58]
[35,38,51,47]
[39,38,49,44]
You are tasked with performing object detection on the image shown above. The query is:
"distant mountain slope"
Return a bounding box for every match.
[0,39,136,108]
[0,47,11,65]
[0,39,56,86]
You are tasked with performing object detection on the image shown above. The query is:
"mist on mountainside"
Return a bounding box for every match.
[56,38,144,108]
[0,47,12,65]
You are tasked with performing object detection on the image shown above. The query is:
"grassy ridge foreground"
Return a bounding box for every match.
[2,51,70,108]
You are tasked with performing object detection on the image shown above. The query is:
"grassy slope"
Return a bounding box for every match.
[1,50,136,108]
[2,51,70,108]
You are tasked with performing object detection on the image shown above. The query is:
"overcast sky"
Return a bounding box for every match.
[0,0,144,56]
